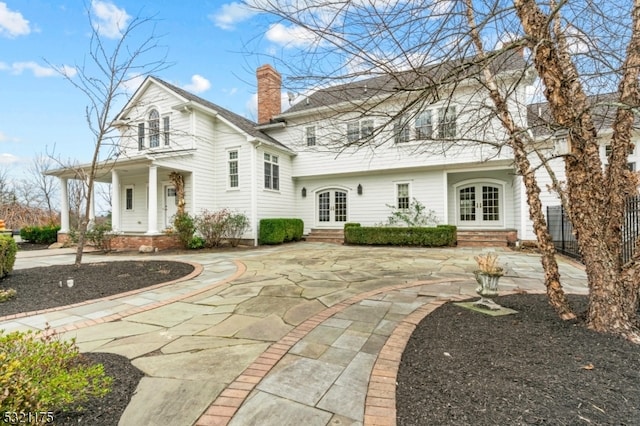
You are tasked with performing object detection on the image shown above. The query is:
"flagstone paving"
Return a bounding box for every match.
[3,243,587,426]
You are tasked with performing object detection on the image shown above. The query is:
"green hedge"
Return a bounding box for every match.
[0,234,17,278]
[344,224,457,247]
[19,225,61,245]
[259,218,304,245]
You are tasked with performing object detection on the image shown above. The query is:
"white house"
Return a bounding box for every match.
[50,51,637,250]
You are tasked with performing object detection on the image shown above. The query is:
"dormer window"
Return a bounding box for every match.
[149,109,160,148]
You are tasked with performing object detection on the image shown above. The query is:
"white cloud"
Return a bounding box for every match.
[210,2,257,30]
[58,65,78,78]
[565,25,590,54]
[0,153,19,165]
[183,75,211,94]
[0,61,76,78]
[122,73,145,93]
[0,61,78,78]
[91,0,131,39]
[265,23,319,48]
[8,62,55,77]
[0,2,30,38]
[431,0,453,15]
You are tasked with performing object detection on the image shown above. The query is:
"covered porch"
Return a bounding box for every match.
[50,156,193,250]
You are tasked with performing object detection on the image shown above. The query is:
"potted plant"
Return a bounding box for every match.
[473,252,504,310]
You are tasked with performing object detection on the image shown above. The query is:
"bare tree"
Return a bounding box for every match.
[249,0,640,340]
[52,5,168,266]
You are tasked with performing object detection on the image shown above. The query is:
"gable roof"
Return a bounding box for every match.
[527,92,638,138]
[119,76,293,153]
[281,49,529,116]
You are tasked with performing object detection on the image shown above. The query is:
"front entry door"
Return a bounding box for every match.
[164,184,178,228]
[458,184,501,227]
[317,189,348,226]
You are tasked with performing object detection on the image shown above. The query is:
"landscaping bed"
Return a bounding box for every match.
[397,294,640,425]
[0,259,194,426]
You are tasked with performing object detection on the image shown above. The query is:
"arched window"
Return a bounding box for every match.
[149,109,160,147]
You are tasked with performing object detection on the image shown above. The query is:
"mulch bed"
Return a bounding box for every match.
[52,352,145,426]
[0,259,194,317]
[0,256,194,426]
[397,294,640,425]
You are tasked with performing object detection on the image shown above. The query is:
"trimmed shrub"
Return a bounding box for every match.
[0,234,17,279]
[259,218,303,245]
[344,224,456,247]
[0,329,112,412]
[173,212,195,249]
[19,225,60,245]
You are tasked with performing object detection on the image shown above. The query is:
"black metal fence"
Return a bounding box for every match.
[546,205,581,260]
[547,195,640,264]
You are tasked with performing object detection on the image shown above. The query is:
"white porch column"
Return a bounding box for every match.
[59,177,69,233]
[111,170,120,231]
[146,165,159,234]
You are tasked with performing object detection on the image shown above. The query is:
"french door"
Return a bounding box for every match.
[458,184,502,227]
[317,189,348,226]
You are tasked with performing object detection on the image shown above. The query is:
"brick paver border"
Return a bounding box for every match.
[0,261,248,335]
[195,278,471,426]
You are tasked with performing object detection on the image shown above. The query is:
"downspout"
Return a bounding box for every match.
[250,139,262,246]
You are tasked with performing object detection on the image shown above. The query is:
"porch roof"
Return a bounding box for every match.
[46,149,196,183]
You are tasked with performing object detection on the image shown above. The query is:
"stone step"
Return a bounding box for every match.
[305,229,344,244]
[456,230,517,247]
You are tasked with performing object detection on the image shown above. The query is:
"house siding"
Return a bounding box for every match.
[255,146,295,221]
[92,67,609,250]
[293,169,447,233]
[118,84,194,156]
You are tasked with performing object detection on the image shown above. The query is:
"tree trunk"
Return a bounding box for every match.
[514,0,640,340]
[463,0,575,319]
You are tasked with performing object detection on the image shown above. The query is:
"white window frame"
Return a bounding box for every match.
[438,106,457,138]
[305,126,316,146]
[360,119,374,139]
[163,115,170,146]
[149,109,160,148]
[124,185,135,211]
[347,121,360,143]
[228,149,239,189]
[396,182,411,210]
[415,110,433,140]
[264,153,280,190]
[394,116,410,144]
[137,123,145,150]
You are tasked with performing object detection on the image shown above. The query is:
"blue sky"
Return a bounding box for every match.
[0,1,300,179]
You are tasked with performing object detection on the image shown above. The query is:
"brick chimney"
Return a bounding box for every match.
[257,64,281,124]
